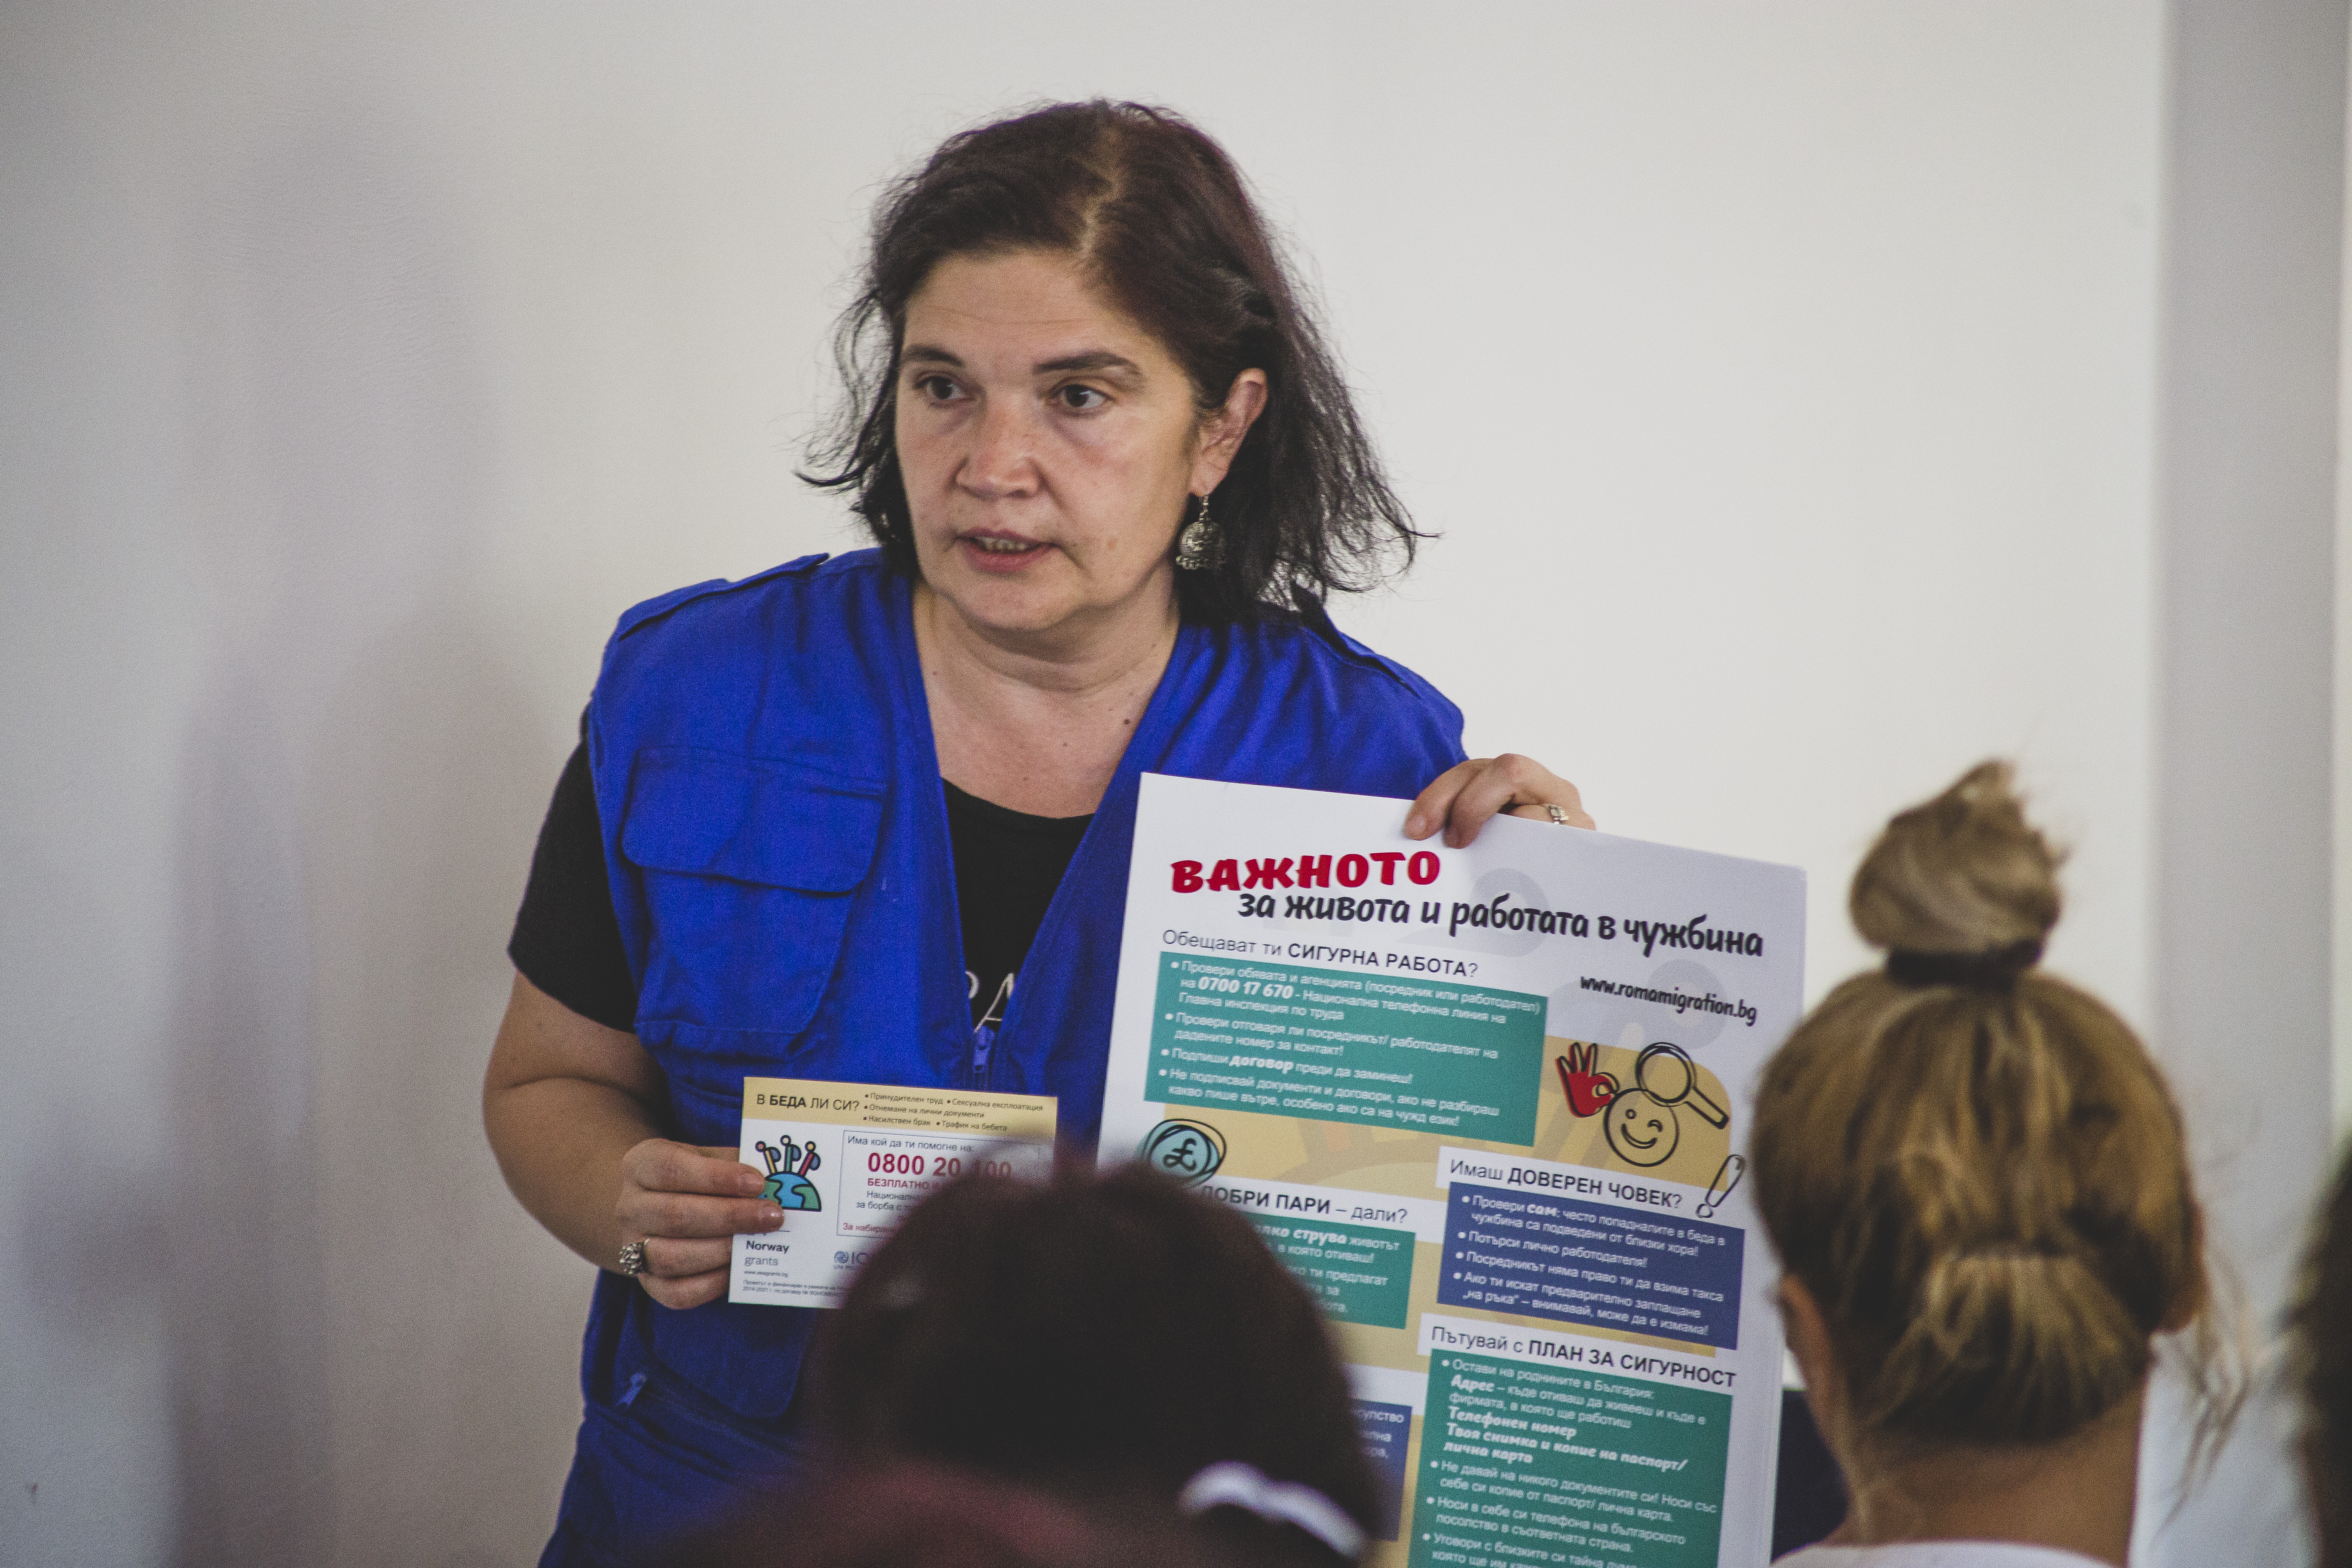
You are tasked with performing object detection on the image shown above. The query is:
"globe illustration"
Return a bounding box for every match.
[763,1172,822,1211]
[755,1138,824,1211]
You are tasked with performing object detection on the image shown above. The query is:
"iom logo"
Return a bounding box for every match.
[1140,1120,1226,1186]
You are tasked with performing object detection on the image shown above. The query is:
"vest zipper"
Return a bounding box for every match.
[971,973,1013,1090]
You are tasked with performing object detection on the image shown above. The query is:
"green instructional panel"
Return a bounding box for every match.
[1248,1214,1415,1329]
[1148,955,1544,1143]
[1408,1353,1731,1568]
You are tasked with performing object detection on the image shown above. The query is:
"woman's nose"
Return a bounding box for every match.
[958,397,1039,498]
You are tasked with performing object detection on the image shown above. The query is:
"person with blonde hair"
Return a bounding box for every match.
[1753,762,2233,1567]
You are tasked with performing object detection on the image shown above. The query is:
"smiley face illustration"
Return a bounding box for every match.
[1604,1090,1681,1168]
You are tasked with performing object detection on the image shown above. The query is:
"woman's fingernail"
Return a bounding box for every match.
[765,1206,786,1228]
[1403,813,1424,837]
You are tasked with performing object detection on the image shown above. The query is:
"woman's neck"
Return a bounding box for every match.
[913,581,1181,818]
[1828,1392,2144,1566]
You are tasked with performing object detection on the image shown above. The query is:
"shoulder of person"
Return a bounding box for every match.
[1221,594,1462,731]
[590,551,897,766]
[606,548,881,650]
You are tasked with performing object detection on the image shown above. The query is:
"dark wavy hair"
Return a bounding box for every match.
[803,100,1424,622]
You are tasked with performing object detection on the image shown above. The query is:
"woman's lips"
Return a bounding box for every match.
[956,533,1051,573]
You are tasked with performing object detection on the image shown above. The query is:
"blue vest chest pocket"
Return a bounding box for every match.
[619,748,884,1043]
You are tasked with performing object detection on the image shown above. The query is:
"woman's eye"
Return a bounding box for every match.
[1054,385,1107,412]
[914,375,964,402]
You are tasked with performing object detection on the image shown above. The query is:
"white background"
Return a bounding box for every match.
[0,3,2340,1564]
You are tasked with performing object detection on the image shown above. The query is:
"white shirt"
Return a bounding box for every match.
[1776,1544,2111,1568]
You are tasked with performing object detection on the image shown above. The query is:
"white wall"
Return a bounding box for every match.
[0,3,2324,1564]
[2141,4,2345,1563]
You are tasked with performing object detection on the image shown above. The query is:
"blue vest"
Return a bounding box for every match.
[579,549,1465,1420]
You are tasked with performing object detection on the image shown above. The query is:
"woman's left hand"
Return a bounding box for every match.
[1404,755,1594,848]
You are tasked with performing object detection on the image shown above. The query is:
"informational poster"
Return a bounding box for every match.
[1100,776,1805,1568]
[730,1078,1056,1307]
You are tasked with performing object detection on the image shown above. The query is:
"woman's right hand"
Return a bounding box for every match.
[616,1139,788,1310]
[485,974,781,1306]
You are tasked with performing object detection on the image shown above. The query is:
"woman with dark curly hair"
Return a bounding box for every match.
[483,101,1587,1564]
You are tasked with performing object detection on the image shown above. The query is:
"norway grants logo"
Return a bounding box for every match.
[1140,1119,1225,1186]
[756,1136,824,1210]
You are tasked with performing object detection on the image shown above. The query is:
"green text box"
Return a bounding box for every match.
[1408,1353,1731,1568]
[1249,1214,1415,1329]
[1149,955,1543,1142]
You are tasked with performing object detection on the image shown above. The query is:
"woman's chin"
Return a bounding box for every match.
[920,544,1180,649]
[927,571,1081,640]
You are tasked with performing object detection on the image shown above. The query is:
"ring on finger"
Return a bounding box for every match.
[1547,804,1569,827]
[618,1238,649,1277]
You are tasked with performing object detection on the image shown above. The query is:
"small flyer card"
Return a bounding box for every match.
[728,1077,1057,1308]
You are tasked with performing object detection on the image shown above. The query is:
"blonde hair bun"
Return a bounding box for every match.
[1850,760,2061,958]
[1754,758,2230,1459]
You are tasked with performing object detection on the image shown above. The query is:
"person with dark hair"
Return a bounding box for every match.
[676,1164,1380,1568]
[2292,1142,2352,1568]
[1752,762,2240,1567]
[808,101,1416,626]
[483,101,1589,1565]
[808,1164,1377,1565]
[656,1460,1235,1568]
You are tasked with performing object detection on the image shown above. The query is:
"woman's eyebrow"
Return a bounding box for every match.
[1035,350,1142,377]
[899,345,1141,376]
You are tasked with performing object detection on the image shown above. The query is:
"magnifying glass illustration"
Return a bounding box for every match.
[1633,1043,1730,1128]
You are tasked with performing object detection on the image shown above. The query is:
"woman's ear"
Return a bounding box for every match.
[1189,369,1268,495]
[2156,1268,2206,1335]
[1779,1276,1849,1452]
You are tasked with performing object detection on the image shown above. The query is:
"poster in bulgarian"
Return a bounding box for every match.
[1099,775,1806,1568]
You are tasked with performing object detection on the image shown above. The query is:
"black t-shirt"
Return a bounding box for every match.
[940,781,1091,1030]
[507,738,1090,1033]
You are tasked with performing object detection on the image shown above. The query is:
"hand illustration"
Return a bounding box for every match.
[1555,1042,1618,1118]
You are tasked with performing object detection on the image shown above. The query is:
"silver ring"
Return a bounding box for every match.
[1547,804,1569,827]
[618,1239,649,1277]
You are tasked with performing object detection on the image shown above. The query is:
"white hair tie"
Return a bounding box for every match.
[1178,1461,1367,1562]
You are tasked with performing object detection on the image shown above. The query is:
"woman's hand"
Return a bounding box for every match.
[484,973,784,1310]
[1404,755,1594,848]
[616,1140,786,1311]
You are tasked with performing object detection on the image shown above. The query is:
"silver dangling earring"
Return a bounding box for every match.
[1175,493,1224,571]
